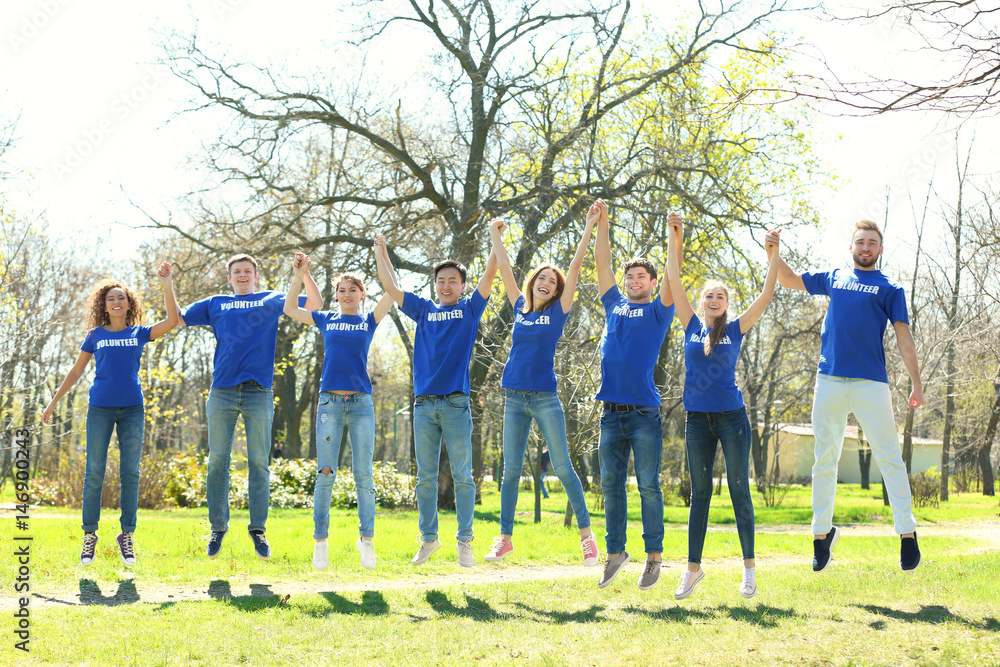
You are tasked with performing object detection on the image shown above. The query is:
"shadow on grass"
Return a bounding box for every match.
[856,604,1000,632]
[78,578,139,606]
[512,602,606,623]
[424,589,502,620]
[312,591,390,617]
[205,579,285,612]
[622,604,796,628]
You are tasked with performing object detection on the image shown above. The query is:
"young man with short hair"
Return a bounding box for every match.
[373,233,498,567]
[180,253,322,560]
[593,200,679,591]
[769,220,924,572]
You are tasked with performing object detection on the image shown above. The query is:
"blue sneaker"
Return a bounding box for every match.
[207,531,226,559]
[249,530,271,561]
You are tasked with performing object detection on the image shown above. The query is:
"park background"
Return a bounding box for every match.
[1,1,999,664]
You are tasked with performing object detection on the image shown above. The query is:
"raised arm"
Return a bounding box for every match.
[283,252,315,325]
[658,212,682,308]
[768,229,806,291]
[560,204,598,313]
[894,321,925,409]
[488,218,521,308]
[666,213,695,327]
[476,247,499,301]
[302,259,324,310]
[373,234,405,306]
[149,262,180,341]
[738,229,781,334]
[372,292,395,323]
[593,199,616,297]
[41,351,93,424]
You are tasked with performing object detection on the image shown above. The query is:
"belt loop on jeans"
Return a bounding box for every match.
[603,401,641,413]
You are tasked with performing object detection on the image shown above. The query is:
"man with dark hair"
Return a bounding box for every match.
[593,200,679,591]
[770,220,924,572]
[374,233,498,567]
[180,252,322,560]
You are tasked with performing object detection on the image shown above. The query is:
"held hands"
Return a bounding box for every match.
[667,211,683,238]
[488,218,508,235]
[592,198,609,228]
[764,228,782,259]
[156,262,173,284]
[373,233,388,255]
[586,201,601,228]
[292,252,311,276]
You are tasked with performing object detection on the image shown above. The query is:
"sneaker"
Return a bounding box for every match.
[638,559,661,591]
[580,534,599,567]
[411,539,441,565]
[812,526,840,572]
[80,532,98,566]
[313,541,329,570]
[740,567,757,599]
[116,532,136,566]
[357,538,376,570]
[249,530,271,561]
[597,551,631,588]
[675,568,705,600]
[207,531,226,559]
[484,537,513,562]
[457,540,474,568]
[900,533,921,571]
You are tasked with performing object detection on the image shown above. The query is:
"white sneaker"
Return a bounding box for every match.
[457,540,474,568]
[357,538,376,570]
[740,567,757,599]
[675,568,705,600]
[312,540,329,570]
[412,539,441,565]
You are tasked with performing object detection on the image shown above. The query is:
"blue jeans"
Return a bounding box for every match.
[685,408,755,563]
[313,392,376,540]
[82,405,144,533]
[499,390,591,535]
[413,393,475,543]
[206,381,273,533]
[599,406,664,554]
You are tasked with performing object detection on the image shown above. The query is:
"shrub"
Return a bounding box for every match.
[330,461,416,510]
[163,451,206,508]
[32,449,175,510]
[910,467,940,508]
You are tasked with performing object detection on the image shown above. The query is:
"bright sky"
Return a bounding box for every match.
[2,0,995,275]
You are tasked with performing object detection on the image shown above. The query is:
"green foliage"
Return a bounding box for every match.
[911,466,942,508]
[329,461,416,510]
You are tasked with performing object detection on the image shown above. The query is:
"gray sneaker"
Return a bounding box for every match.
[598,551,631,588]
[638,558,661,590]
[411,539,441,565]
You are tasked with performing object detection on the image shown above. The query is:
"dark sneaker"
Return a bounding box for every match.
[900,533,921,571]
[598,551,631,588]
[207,531,226,559]
[116,532,136,566]
[80,532,98,566]
[637,559,661,591]
[812,526,840,572]
[249,530,271,561]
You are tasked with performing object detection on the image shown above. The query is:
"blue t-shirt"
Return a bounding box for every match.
[312,311,378,394]
[801,268,909,384]
[400,290,489,396]
[596,286,675,407]
[682,315,745,412]
[501,296,570,392]
[182,292,304,389]
[80,325,153,407]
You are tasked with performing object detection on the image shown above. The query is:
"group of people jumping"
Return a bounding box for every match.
[43,199,925,600]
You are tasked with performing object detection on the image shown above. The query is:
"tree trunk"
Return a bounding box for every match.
[978,371,1000,496]
[859,447,872,490]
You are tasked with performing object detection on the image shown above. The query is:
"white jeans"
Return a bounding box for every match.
[811,374,917,535]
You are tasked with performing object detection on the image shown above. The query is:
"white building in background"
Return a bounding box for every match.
[758,423,943,485]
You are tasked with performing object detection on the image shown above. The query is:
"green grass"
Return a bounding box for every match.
[5,484,1000,664]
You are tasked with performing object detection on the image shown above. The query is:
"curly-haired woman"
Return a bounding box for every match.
[42,262,179,566]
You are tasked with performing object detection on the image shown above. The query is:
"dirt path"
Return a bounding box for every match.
[10,521,998,609]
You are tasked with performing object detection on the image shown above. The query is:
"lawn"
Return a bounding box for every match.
[3,484,999,665]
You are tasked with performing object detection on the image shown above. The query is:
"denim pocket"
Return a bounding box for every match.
[318,393,333,406]
[446,393,470,409]
[414,396,426,407]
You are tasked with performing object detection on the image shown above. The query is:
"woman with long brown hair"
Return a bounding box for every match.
[42,263,178,567]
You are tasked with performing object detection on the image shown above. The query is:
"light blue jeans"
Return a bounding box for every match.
[413,393,475,543]
[599,405,664,555]
[499,389,591,535]
[82,405,144,533]
[206,381,273,533]
[313,392,376,540]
